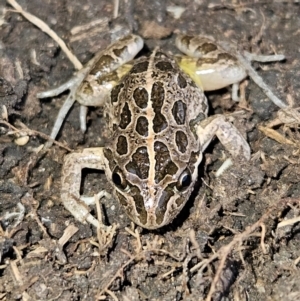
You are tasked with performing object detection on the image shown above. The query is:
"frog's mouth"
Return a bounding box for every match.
[114,178,194,229]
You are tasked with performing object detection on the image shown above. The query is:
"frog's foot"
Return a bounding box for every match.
[80,191,112,206]
[230,83,239,102]
[65,191,111,228]
[218,42,286,107]
[63,194,100,228]
[232,50,286,104]
[61,147,108,228]
[37,68,90,148]
[196,114,251,160]
[243,51,285,64]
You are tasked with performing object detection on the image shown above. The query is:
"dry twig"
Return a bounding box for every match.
[0,120,72,151]
[6,0,82,70]
[203,197,300,301]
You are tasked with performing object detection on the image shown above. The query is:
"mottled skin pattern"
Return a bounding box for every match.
[102,50,206,228]
[54,34,251,229]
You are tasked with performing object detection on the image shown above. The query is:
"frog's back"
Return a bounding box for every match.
[104,49,207,228]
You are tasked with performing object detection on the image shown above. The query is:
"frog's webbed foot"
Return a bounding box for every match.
[196,114,251,160]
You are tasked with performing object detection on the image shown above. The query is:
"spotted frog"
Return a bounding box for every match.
[39,34,254,229]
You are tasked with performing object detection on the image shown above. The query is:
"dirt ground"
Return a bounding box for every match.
[1,0,300,300]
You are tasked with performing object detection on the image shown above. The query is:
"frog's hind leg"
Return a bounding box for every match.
[37,34,143,148]
[176,34,286,105]
[196,114,251,160]
[175,35,247,96]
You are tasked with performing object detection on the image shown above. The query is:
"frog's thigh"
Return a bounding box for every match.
[176,35,247,94]
[196,115,251,160]
[76,63,133,132]
[61,147,106,228]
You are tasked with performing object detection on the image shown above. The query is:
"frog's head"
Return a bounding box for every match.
[103,142,202,229]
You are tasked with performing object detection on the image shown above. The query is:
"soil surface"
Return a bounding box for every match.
[1,0,300,300]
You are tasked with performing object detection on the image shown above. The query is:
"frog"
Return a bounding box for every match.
[38,34,281,229]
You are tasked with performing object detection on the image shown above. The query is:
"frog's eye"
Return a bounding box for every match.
[176,169,192,191]
[112,167,127,190]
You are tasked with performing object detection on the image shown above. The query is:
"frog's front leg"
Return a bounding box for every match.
[196,115,251,160]
[37,34,143,147]
[61,147,108,228]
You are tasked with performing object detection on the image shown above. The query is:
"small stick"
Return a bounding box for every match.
[113,0,119,19]
[6,0,82,70]
[0,120,72,151]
